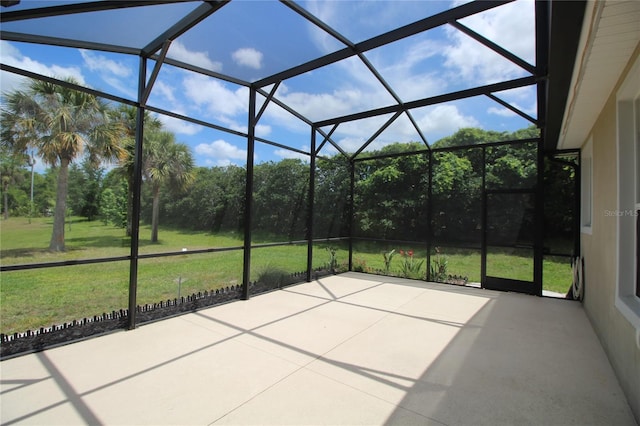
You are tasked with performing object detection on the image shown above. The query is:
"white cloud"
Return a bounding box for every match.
[487,100,536,118]
[168,40,222,72]
[443,0,535,84]
[183,74,247,117]
[0,41,86,93]
[80,49,131,77]
[102,76,137,99]
[274,148,310,161]
[152,80,176,103]
[78,49,136,97]
[487,107,516,117]
[498,85,536,101]
[195,139,247,166]
[365,39,447,101]
[232,48,263,69]
[303,1,344,54]
[414,104,480,141]
[334,137,365,153]
[276,86,391,124]
[158,114,202,136]
[260,90,314,134]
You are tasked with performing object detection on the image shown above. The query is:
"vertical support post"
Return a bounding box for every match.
[127,57,146,330]
[242,87,257,300]
[574,155,581,257]
[533,140,545,296]
[534,0,550,296]
[534,139,545,296]
[307,128,316,282]
[480,146,487,287]
[426,151,433,281]
[348,160,355,271]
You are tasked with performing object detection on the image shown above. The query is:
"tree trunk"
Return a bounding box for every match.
[126,177,133,237]
[3,184,9,220]
[49,158,69,252]
[151,185,160,243]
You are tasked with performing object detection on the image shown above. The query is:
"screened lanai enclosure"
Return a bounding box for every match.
[0,0,581,357]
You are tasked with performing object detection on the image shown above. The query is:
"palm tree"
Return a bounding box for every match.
[0,78,125,251]
[113,105,162,236]
[142,130,194,242]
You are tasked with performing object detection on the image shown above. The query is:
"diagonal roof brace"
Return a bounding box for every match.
[316,124,339,156]
[315,75,540,127]
[255,0,513,88]
[280,0,354,49]
[156,55,250,87]
[255,82,281,125]
[141,0,229,58]
[352,110,404,160]
[0,63,136,106]
[448,20,536,75]
[318,128,347,158]
[0,0,195,23]
[485,93,537,125]
[0,30,141,55]
[404,111,430,148]
[141,40,172,106]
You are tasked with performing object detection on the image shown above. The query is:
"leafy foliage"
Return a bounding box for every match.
[2,93,570,260]
[1,78,125,251]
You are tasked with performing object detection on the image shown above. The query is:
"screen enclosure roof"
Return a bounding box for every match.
[1,0,560,159]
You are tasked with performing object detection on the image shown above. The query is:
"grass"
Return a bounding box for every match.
[351,243,571,295]
[0,217,571,334]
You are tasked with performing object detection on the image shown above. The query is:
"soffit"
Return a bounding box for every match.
[558,0,640,150]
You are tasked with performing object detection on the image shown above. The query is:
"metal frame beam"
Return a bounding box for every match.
[255,1,512,88]
[141,40,172,105]
[242,87,257,300]
[0,63,137,106]
[0,30,141,55]
[306,128,317,282]
[255,82,280,125]
[0,0,558,342]
[485,93,537,125]
[0,0,195,23]
[351,111,403,160]
[448,20,536,75]
[142,1,228,57]
[316,76,539,127]
[127,56,147,329]
[156,56,251,87]
[315,124,338,156]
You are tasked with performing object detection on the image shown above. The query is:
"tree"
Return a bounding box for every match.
[101,169,128,227]
[431,150,481,243]
[162,165,245,233]
[142,130,194,243]
[252,159,309,239]
[113,105,162,236]
[1,78,125,251]
[315,156,350,238]
[354,143,428,240]
[0,150,26,219]
[432,125,540,148]
[67,159,104,221]
[100,182,127,228]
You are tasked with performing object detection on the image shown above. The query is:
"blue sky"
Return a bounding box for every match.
[0,0,537,170]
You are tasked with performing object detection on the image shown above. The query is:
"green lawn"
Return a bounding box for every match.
[350,243,571,295]
[0,217,571,334]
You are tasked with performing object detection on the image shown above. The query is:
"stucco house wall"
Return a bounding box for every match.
[580,45,640,421]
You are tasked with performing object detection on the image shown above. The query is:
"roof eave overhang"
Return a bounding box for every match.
[544,0,587,151]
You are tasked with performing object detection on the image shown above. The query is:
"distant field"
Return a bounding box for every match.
[1,217,570,334]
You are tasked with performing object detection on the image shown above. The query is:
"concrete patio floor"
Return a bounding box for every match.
[1,272,636,425]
